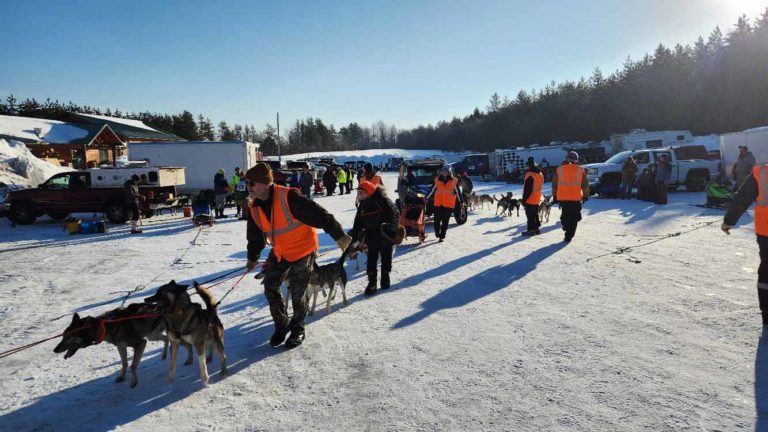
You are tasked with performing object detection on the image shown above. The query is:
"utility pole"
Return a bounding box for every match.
[277,112,281,162]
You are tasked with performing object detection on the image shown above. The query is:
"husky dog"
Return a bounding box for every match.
[307,251,350,316]
[494,193,520,217]
[144,280,227,385]
[477,194,495,210]
[53,302,191,388]
[467,191,480,211]
[539,194,553,223]
[346,230,368,271]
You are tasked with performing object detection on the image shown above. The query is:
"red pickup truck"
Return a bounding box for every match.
[6,171,177,225]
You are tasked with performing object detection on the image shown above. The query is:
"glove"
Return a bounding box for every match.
[721,223,732,235]
[582,196,589,203]
[246,259,258,271]
[336,234,353,251]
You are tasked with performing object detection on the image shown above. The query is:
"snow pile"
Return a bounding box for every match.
[0,139,71,189]
[0,114,89,144]
[277,148,471,165]
[73,113,160,132]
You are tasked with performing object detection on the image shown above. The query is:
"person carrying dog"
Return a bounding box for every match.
[522,157,544,236]
[123,174,142,234]
[349,181,401,295]
[722,163,768,326]
[552,151,589,243]
[244,162,352,349]
[426,165,461,243]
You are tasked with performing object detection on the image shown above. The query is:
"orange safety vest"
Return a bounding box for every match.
[555,164,585,202]
[250,185,318,262]
[366,173,383,186]
[524,171,544,205]
[433,177,458,208]
[754,165,768,237]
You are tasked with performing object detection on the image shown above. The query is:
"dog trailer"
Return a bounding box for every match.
[128,140,261,192]
[87,166,185,188]
[720,126,768,180]
[609,129,693,154]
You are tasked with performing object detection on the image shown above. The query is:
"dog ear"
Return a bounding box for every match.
[72,313,80,324]
[169,279,177,285]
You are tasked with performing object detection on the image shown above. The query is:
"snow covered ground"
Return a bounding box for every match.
[0,172,765,431]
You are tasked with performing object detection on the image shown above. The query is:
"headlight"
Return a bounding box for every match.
[587,168,598,175]
[416,193,425,198]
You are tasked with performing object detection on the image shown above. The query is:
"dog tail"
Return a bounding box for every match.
[336,243,353,267]
[193,282,218,315]
[493,194,500,202]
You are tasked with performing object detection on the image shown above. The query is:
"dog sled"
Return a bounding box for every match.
[191,190,215,227]
[313,179,325,195]
[703,182,733,209]
[399,196,427,243]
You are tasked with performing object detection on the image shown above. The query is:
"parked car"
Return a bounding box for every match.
[396,159,467,225]
[6,169,181,225]
[584,147,719,194]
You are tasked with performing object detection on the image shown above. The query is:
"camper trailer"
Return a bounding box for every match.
[610,129,693,154]
[720,126,768,180]
[128,140,261,192]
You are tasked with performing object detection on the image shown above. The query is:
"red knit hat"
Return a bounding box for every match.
[357,181,375,195]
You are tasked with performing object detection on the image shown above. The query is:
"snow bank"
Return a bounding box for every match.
[277,148,471,165]
[0,139,71,189]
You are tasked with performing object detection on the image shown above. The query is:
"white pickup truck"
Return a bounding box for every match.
[584,148,719,194]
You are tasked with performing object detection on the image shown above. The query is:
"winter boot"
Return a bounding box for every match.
[269,325,290,347]
[381,272,390,290]
[130,220,142,234]
[364,270,377,296]
[285,329,305,349]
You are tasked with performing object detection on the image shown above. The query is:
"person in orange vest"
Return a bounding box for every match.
[521,157,544,236]
[362,162,384,187]
[426,165,462,243]
[722,164,768,326]
[551,151,590,243]
[245,162,352,348]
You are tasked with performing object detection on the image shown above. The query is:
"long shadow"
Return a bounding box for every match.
[392,242,567,329]
[756,328,768,430]
[0,317,283,432]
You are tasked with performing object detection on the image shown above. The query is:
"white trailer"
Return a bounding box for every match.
[128,141,260,192]
[610,129,693,153]
[720,126,768,180]
[492,142,611,177]
[87,166,186,188]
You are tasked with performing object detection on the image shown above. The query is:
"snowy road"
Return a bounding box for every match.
[0,172,764,431]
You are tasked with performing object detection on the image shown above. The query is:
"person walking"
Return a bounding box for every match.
[620,157,638,200]
[722,163,768,325]
[124,174,142,234]
[323,168,336,196]
[299,168,314,200]
[336,166,348,194]
[656,154,672,205]
[349,181,400,295]
[362,162,384,187]
[552,151,589,243]
[244,162,351,348]
[733,145,757,189]
[521,157,544,236]
[426,165,461,243]
[213,168,230,218]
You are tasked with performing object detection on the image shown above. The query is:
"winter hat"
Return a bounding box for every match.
[357,181,376,195]
[245,162,274,185]
[527,157,536,168]
[441,164,451,172]
[364,162,373,172]
[567,151,579,162]
[217,168,225,175]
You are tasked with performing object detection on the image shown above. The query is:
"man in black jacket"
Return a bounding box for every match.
[722,166,768,326]
[245,163,351,348]
[349,181,400,295]
[123,174,142,234]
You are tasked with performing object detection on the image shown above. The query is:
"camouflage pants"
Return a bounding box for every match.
[262,251,315,332]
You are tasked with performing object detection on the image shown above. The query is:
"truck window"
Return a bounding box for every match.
[69,174,88,189]
[46,175,70,189]
[653,152,672,162]
[633,153,650,164]
[646,139,663,148]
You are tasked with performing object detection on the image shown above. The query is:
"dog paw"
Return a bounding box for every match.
[115,376,126,383]
[220,368,229,377]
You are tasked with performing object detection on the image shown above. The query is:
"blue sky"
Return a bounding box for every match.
[0,0,765,133]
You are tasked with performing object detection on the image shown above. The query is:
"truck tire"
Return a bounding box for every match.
[685,171,708,192]
[48,212,69,220]
[106,203,128,224]
[599,173,622,197]
[10,202,36,225]
[454,205,468,225]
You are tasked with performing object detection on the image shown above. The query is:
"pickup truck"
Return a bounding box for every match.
[6,171,178,225]
[584,148,718,194]
[396,158,468,225]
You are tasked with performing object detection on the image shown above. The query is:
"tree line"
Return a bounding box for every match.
[2,10,768,155]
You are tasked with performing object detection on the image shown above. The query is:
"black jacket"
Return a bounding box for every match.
[123,180,140,205]
[522,166,542,203]
[349,188,400,246]
[246,185,345,261]
[299,172,313,189]
[724,175,759,228]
